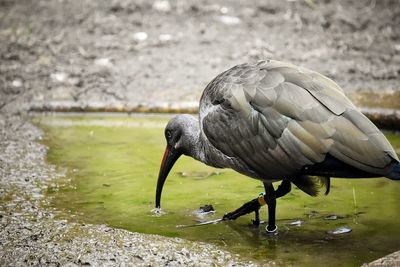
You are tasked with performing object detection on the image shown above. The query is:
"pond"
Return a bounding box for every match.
[37,114,400,266]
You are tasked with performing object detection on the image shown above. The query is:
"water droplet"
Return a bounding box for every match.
[151,207,166,217]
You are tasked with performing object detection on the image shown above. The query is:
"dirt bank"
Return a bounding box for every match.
[1,0,399,114]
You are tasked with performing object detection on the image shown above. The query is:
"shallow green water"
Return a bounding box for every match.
[38,114,400,266]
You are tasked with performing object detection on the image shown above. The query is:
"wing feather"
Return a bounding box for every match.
[200,60,397,180]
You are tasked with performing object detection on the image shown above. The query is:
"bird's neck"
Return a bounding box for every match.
[182,117,229,168]
[190,130,228,169]
[187,129,208,164]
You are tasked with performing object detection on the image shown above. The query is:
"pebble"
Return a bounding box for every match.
[152,0,171,13]
[133,32,148,42]
[219,15,241,25]
[12,79,23,87]
[94,58,113,67]
[220,6,228,14]
[159,33,173,43]
[192,205,216,217]
[50,72,67,83]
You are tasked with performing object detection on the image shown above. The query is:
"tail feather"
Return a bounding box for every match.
[290,175,330,196]
[387,162,400,180]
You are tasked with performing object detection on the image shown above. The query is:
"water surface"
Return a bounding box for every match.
[38,114,400,266]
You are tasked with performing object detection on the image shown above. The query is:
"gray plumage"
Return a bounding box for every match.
[193,60,398,182]
[156,59,400,230]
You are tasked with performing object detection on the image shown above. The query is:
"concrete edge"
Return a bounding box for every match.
[29,101,400,131]
[360,108,400,132]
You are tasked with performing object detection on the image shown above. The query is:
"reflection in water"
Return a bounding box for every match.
[38,115,400,267]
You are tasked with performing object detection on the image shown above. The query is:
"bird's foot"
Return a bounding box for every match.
[251,219,265,227]
[222,210,241,221]
[266,225,278,235]
[222,198,260,221]
[252,219,260,227]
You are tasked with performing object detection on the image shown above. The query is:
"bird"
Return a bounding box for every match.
[155,60,400,233]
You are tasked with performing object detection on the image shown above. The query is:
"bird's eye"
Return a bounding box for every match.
[166,130,172,139]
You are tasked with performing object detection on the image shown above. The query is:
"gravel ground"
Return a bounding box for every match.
[1,0,400,266]
[1,0,399,113]
[362,251,400,267]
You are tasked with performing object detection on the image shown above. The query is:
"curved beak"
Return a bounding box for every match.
[155,145,182,208]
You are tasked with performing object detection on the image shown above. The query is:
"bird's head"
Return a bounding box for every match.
[155,114,199,209]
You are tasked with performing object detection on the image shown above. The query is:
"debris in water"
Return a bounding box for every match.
[327,226,352,235]
[193,204,216,217]
[305,210,319,219]
[176,171,221,179]
[176,218,222,228]
[324,214,343,220]
[200,204,214,213]
[288,220,304,226]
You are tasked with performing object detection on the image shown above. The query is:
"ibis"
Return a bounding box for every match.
[155,60,400,232]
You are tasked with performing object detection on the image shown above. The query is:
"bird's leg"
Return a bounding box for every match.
[222,180,291,228]
[275,180,291,198]
[263,182,277,233]
[222,196,261,222]
[254,180,291,227]
[252,205,261,226]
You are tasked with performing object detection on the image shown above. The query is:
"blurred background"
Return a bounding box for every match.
[1,0,399,113]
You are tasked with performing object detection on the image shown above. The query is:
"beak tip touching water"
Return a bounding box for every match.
[155,145,181,209]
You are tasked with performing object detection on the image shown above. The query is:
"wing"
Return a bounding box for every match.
[199,60,398,180]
